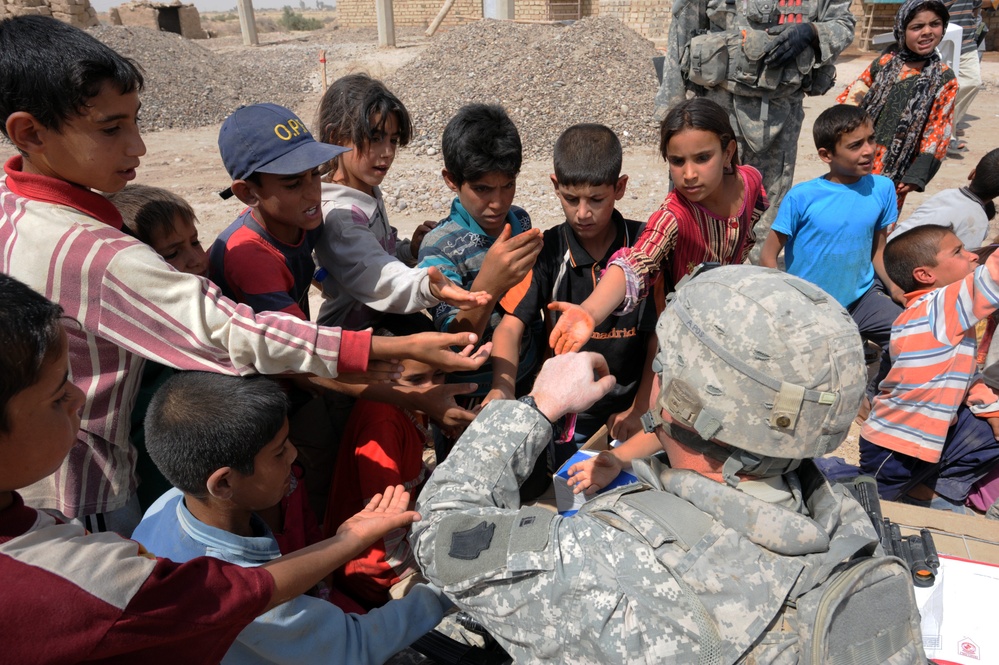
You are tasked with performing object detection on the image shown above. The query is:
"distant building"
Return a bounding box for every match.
[0,0,100,28]
[109,0,207,39]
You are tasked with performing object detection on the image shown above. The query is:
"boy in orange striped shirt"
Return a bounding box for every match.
[860,223,999,512]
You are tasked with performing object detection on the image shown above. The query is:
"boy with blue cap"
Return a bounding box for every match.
[211,103,350,319]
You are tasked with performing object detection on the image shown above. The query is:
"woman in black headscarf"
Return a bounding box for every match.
[838,0,958,209]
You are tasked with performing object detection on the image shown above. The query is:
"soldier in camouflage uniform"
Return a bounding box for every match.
[412,266,925,663]
[656,0,856,263]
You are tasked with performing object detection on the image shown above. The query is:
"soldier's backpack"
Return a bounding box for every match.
[583,462,926,664]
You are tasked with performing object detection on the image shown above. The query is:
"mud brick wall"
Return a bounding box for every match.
[985,7,998,51]
[338,0,607,32]
[0,0,99,27]
[597,0,670,38]
[336,0,476,28]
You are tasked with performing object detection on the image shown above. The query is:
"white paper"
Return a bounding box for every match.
[914,555,999,663]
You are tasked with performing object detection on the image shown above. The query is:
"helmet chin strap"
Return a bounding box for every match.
[642,409,801,487]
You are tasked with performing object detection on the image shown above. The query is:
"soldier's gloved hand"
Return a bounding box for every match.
[529,352,617,421]
[764,23,816,66]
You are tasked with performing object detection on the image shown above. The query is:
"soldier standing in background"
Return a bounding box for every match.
[656,0,856,263]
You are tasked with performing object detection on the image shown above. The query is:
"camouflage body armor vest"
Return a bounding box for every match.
[681,0,837,98]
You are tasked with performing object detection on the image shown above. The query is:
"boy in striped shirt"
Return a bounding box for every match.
[0,15,487,536]
[860,223,999,512]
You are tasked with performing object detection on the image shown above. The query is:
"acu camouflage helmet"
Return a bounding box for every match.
[647,265,866,481]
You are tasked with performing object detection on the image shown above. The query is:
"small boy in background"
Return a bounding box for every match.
[105,184,208,509]
[891,147,999,250]
[325,315,441,609]
[210,103,348,319]
[761,104,902,396]
[110,184,210,277]
[418,103,544,404]
[490,124,657,463]
[132,371,451,664]
[0,274,421,662]
[861,223,999,511]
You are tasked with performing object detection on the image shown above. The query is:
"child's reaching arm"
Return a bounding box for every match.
[547,266,626,355]
[759,230,788,269]
[446,224,542,337]
[253,485,449,665]
[485,314,526,405]
[369,331,491,374]
[606,334,659,441]
[426,266,491,311]
[315,219,488,318]
[566,432,663,495]
[871,228,905,303]
[550,208,680,354]
[260,485,417,611]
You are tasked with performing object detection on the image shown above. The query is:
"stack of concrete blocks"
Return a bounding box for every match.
[0,0,99,27]
[108,1,207,38]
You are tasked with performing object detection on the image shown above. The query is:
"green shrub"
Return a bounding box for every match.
[279,6,322,31]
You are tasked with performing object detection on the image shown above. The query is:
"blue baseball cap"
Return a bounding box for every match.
[218,103,349,199]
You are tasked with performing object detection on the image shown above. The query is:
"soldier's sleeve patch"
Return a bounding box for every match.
[449,521,496,560]
[434,513,515,586]
[433,508,557,587]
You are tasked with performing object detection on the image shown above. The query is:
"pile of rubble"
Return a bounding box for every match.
[387,16,662,161]
[88,25,319,131]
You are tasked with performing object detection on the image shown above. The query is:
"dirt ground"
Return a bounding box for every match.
[3,32,998,469]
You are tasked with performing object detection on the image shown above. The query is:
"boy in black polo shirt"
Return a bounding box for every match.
[487,124,657,466]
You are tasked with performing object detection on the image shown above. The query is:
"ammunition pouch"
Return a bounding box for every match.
[681,28,816,99]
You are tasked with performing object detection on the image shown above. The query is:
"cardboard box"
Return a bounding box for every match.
[552,426,639,515]
[882,500,999,566]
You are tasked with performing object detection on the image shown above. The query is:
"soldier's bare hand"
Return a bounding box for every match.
[529,352,616,421]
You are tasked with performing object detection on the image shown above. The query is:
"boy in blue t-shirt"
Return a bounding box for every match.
[761,104,903,396]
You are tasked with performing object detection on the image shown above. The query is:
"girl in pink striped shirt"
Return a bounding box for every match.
[548,97,768,354]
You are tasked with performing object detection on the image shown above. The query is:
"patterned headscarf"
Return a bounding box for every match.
[860,0,949,181]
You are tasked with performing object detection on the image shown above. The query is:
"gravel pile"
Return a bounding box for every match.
[88,25,321,131]
[388,16,662,161]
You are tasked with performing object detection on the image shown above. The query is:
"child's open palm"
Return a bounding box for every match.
[336,485,421,548]
[427,266,491,310]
